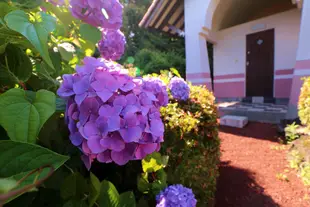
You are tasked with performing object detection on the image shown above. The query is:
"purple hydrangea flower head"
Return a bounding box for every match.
[141,76,169,108]
[57,57,167,169]
[156,184,197,207]
[168,77,190,101]
[70,0,123,29]
[98,29,126,61]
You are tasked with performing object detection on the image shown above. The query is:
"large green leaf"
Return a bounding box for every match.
[0,44,32,83]
[10,0,43,9]
[89,172,101,207]
[137,176,149,193]
[4,10,56,69]
[60,172,88,200]
[0,88,56,143]
[97,180,120,207]
[119,192,136,207]
[0,140,68,177]
[0,178,17,194]
[79,24,101,45]
[0,140,69,201]
[63,200,88,207]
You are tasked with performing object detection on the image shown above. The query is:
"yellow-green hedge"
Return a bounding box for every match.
[298,77,310,128]
[160,83,220,207]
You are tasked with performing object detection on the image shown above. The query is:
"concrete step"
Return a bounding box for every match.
[220,115,248,128]
[219,109,286,124]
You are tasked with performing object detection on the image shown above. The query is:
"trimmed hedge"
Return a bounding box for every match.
[160,83,220,206]
[298,77,310,128]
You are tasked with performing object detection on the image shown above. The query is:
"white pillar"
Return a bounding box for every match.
[184,0,212,90]
[287,0,310,119]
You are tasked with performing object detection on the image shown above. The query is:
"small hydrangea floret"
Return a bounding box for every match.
[98,29,126,61]
[57,57,168,169]
[156,184,197,207]
[168,77,190,101]
[70,0,123,29]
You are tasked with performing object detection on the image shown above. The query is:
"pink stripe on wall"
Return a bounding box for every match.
[295,59,310,69]
[214,73,245,80]
[186,73,210,79]
[214,82,245,98]
[275,79,293,98]
[275,69,294,75]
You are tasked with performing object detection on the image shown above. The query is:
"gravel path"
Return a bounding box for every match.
[215,122,310,207]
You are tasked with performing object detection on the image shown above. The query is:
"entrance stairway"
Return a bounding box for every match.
[217,102,288,124]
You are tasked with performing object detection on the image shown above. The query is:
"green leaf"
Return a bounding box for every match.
[0,88,56,143]
[0,178,17,194]
[4,10,56,69]
[119,191,136,207]
[0,44,32,82]
[97,180,120,207]
[161,155,169,166]
[151,180,166,196]
[0,39,8,54]
[60,172,88,200]
[58,43,75,62]
[10,0,43,9]
[63,200,88,207]
[142,152,163,173]
[137,176,149,194]
[156,169,167,184]
[170,68,181,77]
[0,2,14,19]
[137,197,149,207]
[89,172,101,207]
[0,140,69,201]
[0,140,68,177]
[79,24,101,45]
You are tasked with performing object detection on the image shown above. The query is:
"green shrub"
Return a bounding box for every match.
[288,136,310,186]
[135,49,185,78]
[159,73,220,206]
[285,122,300,143]
[298,77,310,128]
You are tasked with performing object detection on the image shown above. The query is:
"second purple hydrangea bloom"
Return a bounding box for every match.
[156,184,197,207]
[168,77,190,101]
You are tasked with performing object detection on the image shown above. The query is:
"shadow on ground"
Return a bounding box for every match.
[215,161,280,207]
[219,122,282,143]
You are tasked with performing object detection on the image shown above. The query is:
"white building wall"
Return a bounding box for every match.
[214,9,301,76]
[184,0,212,87]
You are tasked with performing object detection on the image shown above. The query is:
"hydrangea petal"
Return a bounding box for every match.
[97,150,112,163]
[87,136,106,153]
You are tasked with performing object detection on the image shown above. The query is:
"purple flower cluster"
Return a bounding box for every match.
[57,57,168,169]
[141,77,169,108]
[70,0,123,29]
[98,29,126,61]
[156,184,197,207]
[168,77,190,101]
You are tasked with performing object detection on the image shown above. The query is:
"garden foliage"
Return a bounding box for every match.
[298,77,310,128]
[0,1,219,206]
[157,70,220,206]
[288,77,310,186]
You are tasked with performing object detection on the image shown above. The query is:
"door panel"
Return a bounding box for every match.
[246,29,274,97]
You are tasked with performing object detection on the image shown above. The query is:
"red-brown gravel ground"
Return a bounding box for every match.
[215,122,310,207]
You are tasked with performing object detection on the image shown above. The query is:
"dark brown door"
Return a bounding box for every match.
[246,29,274,97]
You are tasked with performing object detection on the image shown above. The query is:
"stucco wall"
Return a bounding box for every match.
[213,9,301,98]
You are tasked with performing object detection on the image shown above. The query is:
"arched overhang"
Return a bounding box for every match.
[209,0,297,31]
